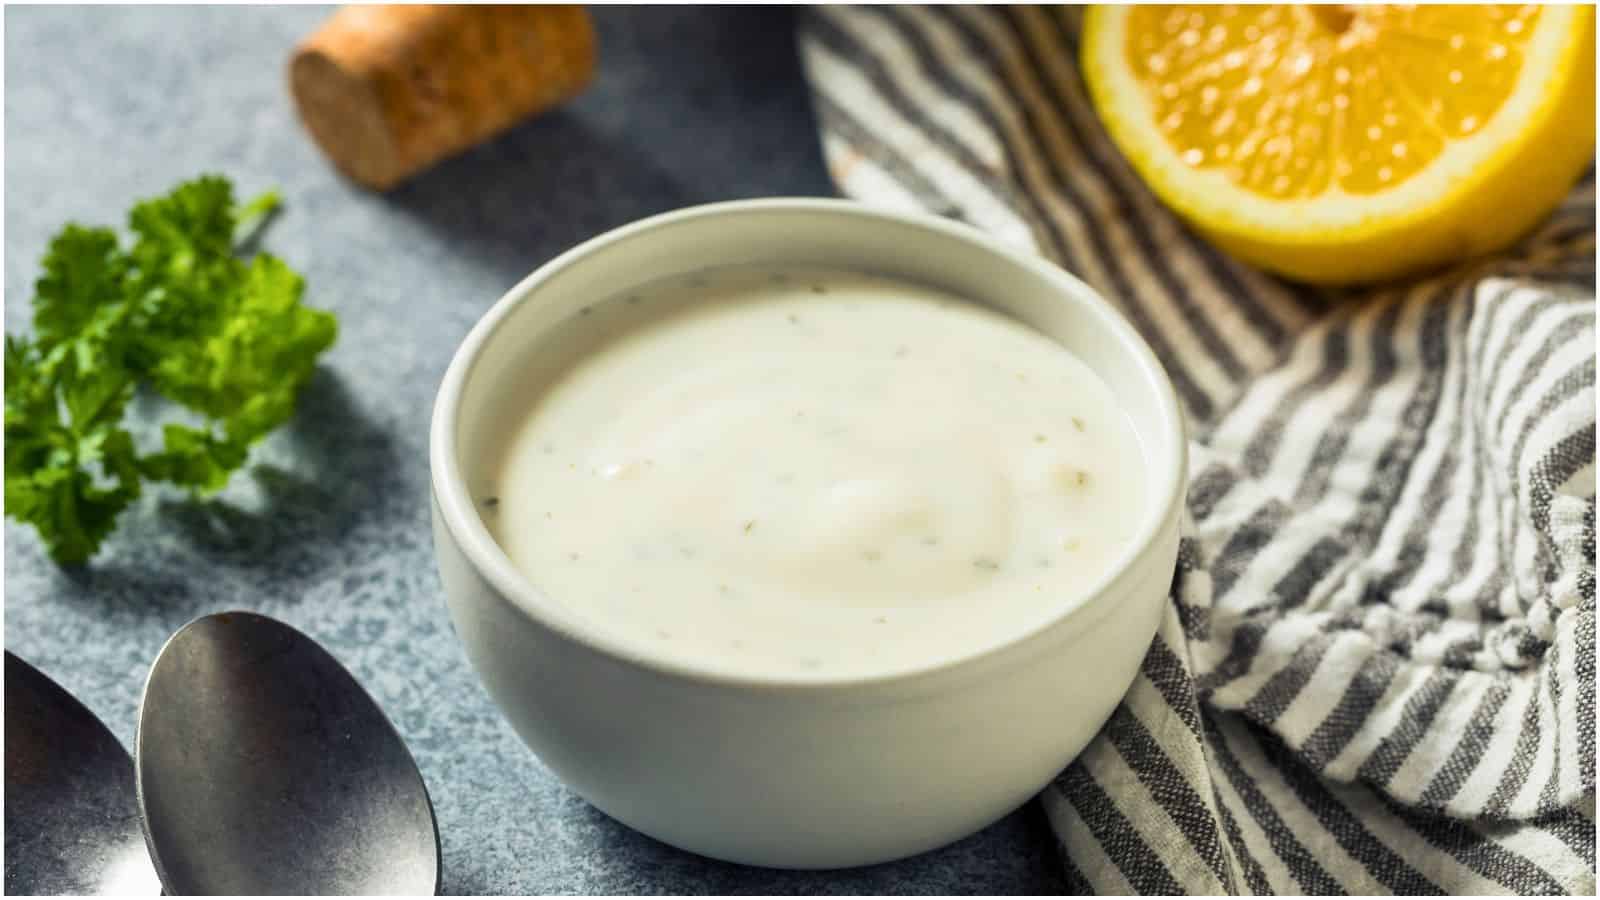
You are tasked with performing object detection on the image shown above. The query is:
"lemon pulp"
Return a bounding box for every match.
[1083,5,1595,285]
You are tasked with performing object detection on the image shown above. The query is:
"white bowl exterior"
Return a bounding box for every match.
[430,200,1186,869]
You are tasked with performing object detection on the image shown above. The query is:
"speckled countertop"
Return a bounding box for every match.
[5,6,1066,894]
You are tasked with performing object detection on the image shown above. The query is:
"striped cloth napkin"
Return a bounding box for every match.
[798,6,1595,894]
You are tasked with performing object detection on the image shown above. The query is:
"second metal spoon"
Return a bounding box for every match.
[135,611,441,895]
[4,651,162,896]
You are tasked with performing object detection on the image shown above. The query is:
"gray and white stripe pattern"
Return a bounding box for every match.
[799,6,1595,893]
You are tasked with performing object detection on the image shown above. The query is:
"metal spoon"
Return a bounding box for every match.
[4,651,163,895]
[135,611,441,895]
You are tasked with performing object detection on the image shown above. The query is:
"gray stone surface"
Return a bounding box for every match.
[5,6,1066,894]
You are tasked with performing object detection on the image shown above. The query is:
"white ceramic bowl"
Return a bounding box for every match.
[430,199,1186,869]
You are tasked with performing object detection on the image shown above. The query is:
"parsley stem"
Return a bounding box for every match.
[233,190,282,252]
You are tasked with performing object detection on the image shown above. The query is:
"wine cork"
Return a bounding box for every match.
[289,5,597,190]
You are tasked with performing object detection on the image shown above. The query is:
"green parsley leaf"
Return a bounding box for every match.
[4,175,337,563]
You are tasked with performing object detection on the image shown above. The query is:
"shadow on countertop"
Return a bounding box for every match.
[156,367,407,575]
[442,789,1070,895]
[380,5,839,287]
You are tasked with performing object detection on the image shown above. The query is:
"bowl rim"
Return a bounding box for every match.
[429,198,1187,691]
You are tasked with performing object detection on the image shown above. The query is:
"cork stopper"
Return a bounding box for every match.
[289,5,597,190]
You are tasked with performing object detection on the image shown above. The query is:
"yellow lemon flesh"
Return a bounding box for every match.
[1082,5,1595,285]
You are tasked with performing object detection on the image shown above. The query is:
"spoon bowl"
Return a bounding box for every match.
[4,651,162,896]
[135,611,440,895]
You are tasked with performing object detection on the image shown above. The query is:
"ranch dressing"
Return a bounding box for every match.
[484,266,1146,678]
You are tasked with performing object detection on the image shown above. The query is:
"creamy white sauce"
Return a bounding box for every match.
[485,266,1146,678]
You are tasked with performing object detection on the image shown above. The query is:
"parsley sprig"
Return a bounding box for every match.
[5,175,338,563]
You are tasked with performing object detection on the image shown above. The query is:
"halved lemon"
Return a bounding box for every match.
[1082,5,1595,285]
